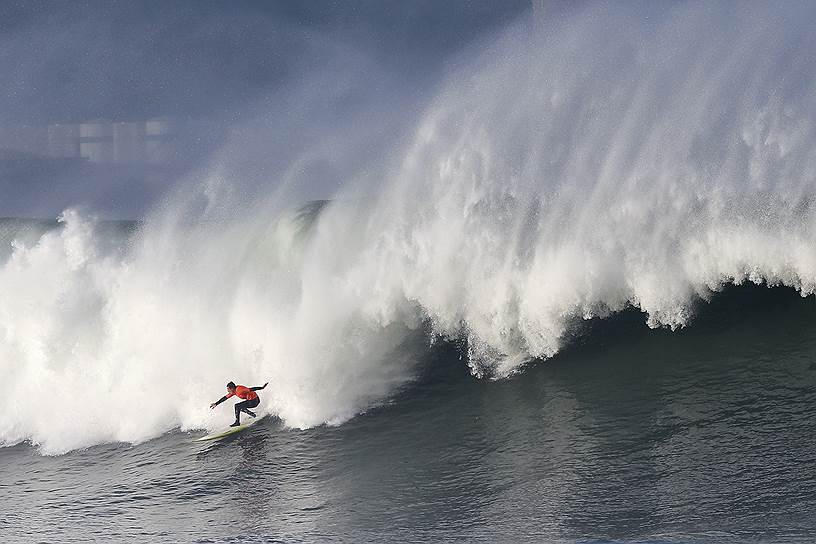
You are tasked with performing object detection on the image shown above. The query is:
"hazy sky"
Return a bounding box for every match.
[0,0,537,217]
[1,0,530,124]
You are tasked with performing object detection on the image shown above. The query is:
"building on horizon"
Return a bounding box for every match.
[0,117,200,165]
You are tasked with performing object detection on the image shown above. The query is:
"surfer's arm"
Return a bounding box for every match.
[251,382,269,391]
[209,394,231,409]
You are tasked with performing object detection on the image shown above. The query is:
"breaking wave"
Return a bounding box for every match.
[2,2,816,454]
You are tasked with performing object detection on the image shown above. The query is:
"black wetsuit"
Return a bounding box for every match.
[234,397,260,421]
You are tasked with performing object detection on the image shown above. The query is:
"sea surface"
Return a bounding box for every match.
[3,285,815,543]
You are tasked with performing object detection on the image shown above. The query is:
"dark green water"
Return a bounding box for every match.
[2,285,815,543]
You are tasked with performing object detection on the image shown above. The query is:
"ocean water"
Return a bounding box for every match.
[2,285,815,543]
[3,2,816,542]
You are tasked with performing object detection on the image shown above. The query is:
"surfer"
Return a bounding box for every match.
[210,381,269,427]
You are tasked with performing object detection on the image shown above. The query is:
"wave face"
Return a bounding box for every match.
[3,2,816,454]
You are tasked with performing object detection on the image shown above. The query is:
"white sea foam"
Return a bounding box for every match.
[2,3,816,453]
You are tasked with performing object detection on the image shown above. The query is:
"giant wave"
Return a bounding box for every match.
[1,2,816,454]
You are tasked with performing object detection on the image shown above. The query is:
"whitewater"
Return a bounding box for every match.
[2,2,816,456]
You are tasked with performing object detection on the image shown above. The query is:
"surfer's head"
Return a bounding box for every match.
[226,381,236,392]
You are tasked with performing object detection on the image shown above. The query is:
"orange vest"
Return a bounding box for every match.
[226,385,258,401]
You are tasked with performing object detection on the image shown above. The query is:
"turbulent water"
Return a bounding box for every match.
[2,286,815,542]
[2,2,816,542]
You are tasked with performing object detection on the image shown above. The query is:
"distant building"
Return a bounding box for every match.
[0,125,48,158]
[0,117,226,218]
[47,124,80,158]
[0,118,194,165]
[79,121,113,163]
[145,118,175,164]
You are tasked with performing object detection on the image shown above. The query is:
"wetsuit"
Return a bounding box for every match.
[213,385,263,424]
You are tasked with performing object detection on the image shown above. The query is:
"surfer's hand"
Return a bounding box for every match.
[263,382,268,389]
[209,403,216,409]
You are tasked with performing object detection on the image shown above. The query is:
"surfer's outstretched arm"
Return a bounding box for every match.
[250,382,269,391]
[210,395,229,409]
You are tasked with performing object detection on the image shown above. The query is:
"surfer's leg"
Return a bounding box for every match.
[233,401,248,425]
[242,398,260,418]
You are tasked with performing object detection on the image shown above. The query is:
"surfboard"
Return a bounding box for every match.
[196,418,259,442]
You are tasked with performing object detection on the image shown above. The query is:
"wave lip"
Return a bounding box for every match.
[358,1,816,375]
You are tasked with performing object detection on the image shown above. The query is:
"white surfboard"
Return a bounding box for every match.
[195,417,262,442]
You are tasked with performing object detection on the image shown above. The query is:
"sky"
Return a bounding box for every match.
[1,0,531,124]
[0,0,532,217]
